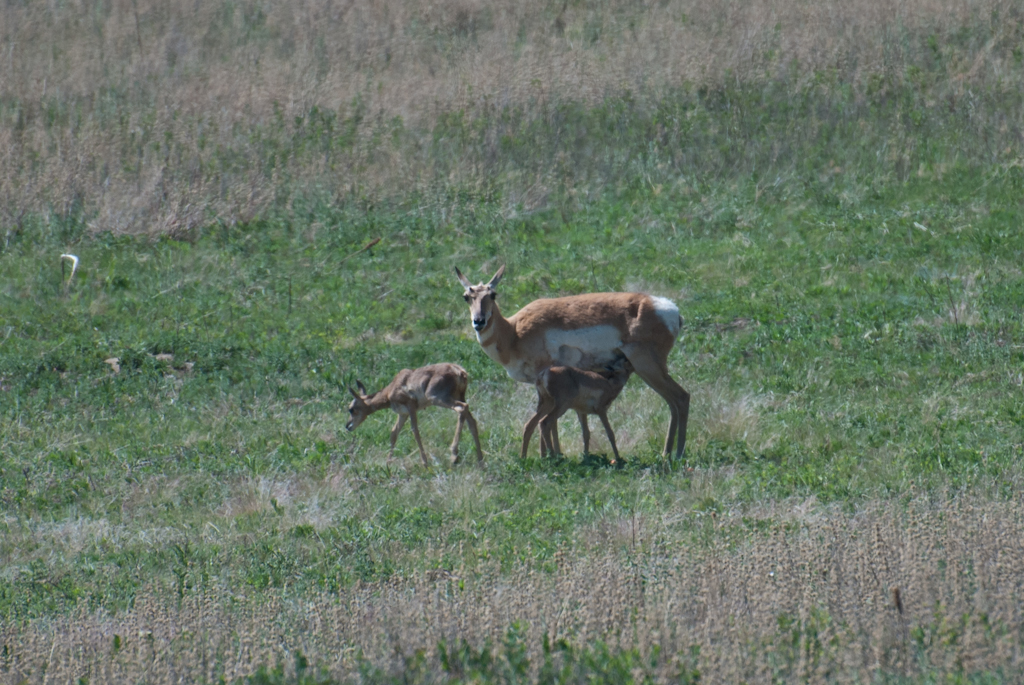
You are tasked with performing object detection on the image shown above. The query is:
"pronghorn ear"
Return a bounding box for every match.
[454,267,473,289]
[356,380,368,396]
[487,264,506,288]
[349,386,362,400]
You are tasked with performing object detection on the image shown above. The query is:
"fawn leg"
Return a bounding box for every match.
[459,404,484,464]
[449,405,465,464]
[522,412,544,459]
[577,411,591,455]
[389,413,408,458]
[407,410,431,467]
[597,411,624,465]
[522,392,554,459]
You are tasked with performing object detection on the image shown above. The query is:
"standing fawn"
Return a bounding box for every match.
[345,363,484,466]
[521,357,633,466]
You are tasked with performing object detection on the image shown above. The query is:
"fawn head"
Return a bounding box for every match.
[602,356,634,386]
[345,380,370,431]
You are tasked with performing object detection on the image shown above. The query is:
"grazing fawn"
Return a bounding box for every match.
[521,357,633,465]
[346,363,484,466]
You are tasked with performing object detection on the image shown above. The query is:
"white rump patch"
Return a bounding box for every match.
[650,296,681,338]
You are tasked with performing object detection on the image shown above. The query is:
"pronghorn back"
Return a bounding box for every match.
[513,292,680,344]
[392,363,469,409]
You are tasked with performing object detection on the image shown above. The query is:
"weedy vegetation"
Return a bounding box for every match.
[1,0,1023,682]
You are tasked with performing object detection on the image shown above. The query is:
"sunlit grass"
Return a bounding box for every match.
[2,168,1023,633]
[2,0,1024,681]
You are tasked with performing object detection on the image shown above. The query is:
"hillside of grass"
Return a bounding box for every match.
[3,169,1024,680]
[2,0,1024,682]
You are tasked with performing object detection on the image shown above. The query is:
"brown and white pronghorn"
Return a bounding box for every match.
[455,265,690,460]
[345,363,484,466]
[522,357,634,465]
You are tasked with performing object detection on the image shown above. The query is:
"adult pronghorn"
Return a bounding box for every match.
[455,265,690,460]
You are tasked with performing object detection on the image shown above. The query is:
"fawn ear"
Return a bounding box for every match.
[356,380,368,395]
[455,267,473,289]
[349,386,362,400]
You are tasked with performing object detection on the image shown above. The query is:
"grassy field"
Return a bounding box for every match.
[2,0,1024,682]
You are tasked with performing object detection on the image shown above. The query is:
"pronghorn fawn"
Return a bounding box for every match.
[456,265,690,460]
[345,363,484,466]
[521,357,633,465]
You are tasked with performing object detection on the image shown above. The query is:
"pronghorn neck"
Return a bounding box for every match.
[362,390,394,414]
[476,303,514,363]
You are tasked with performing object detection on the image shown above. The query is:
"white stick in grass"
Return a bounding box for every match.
[60,253,79,291]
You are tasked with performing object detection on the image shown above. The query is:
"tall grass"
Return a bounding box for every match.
[2,0,1022,241]
[4,497,1024,683]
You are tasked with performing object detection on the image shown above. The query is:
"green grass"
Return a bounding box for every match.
[3,2,1024,680]
[2,159,1023,622]
[245,630,702,685]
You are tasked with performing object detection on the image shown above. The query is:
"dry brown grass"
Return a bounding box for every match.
[2,0,1021,238]
[4,496,1024,683]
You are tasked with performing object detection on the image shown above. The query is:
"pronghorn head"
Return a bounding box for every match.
[454,265,505,333]
[602,355,634,383]
[345,380,370,431]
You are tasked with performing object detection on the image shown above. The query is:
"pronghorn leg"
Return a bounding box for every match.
[539,414,556,457]
[576,411,592,455]
[539,415,559,458]
[449,405,465,465]
[522,412,544,459]
[450,401,484,465]
[676,386,691,459]
[621,345,679,456]
[389,414,408,458]
[621,343,690,460]
[460,405,484,464]
[550,413,563,456]
[407,410,431,467]
[522,391,554,459]
[541,407,569,457]
[597,410,624,465]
